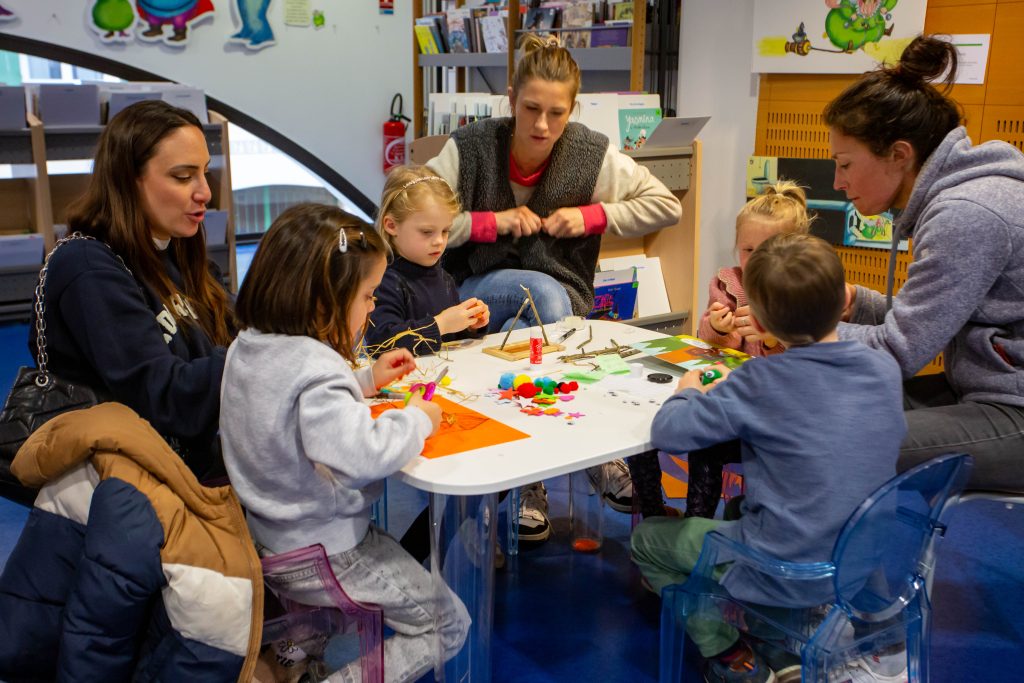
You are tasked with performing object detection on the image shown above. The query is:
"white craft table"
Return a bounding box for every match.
[392,320,678,682]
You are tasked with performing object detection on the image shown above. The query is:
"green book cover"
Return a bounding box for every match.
[618,107,661,151]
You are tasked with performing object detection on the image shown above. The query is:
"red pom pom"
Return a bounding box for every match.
[567,381,579,392]
[517,383,539,398]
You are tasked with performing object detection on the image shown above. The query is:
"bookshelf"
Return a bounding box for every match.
[0,100,238,323]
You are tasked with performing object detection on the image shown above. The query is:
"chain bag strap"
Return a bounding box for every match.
[0,232,133,503]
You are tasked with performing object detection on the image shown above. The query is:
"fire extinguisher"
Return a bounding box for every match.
[383,93,411,174]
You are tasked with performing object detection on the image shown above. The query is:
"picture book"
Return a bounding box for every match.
[524,7,558,37]
[414,24,440,55]
[612,1,634,21]
[561,2,593,48]
[479,15,507,53]
[415,15,446,52]
[629,334,750,372]
[618,107,661,151]
[445,8,472,53]
[591,19,630,47]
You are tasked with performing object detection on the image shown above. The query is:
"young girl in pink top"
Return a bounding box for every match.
[698,181,811,357]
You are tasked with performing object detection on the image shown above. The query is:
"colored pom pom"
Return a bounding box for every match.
[517,383,539,398]
[512,374,531,389]
[498,372,516,390]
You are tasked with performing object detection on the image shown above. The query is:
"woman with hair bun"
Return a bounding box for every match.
[828,35,1024,496]
[425,33,682,543]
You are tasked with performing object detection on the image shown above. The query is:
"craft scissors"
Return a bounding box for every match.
[405,366,449,404]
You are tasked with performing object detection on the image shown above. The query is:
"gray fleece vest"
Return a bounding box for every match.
[443,117,608,316]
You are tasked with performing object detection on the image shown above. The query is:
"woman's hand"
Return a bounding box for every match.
[406,392,442,436]
[541,207,586,238]
[372,349,417,389]
[435,298,489,335]
[495,206,543,240]
[708,302,736,335]
[676,364,731,394]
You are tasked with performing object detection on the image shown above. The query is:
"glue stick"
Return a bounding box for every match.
[530,328,543,365]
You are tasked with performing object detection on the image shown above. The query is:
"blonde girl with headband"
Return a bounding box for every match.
[366,165,490,354]
[220,204,469,682]
[699,180,811,357]
[426,33,681,541]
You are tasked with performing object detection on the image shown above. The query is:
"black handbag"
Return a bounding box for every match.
[0,233,126,504]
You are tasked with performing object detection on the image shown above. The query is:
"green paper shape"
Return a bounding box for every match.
[596,354,632,375]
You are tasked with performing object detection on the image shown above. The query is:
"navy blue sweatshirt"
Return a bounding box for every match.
[30,238,226,473]
[365,256,480,355]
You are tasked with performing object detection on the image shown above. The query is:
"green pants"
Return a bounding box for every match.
[630,516,738,657]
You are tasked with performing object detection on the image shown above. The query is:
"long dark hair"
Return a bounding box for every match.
[823,35,962,166]
[65,99,232,345]
[235,203,388,363]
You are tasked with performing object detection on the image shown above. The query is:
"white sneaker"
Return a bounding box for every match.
[586,459,634,513]
[517,482,551,542]
[829,656,908,683]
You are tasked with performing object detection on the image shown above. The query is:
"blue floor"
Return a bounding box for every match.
[1,320,1021,681]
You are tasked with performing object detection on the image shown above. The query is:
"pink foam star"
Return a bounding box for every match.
[566,412,585,419]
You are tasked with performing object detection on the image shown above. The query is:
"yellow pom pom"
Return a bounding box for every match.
[512,374,531,389]
[440,375,452,387]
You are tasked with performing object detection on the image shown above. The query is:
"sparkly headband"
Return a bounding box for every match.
[400,176,453,193]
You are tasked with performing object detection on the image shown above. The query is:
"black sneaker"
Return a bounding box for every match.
[704,639,776,683]
[585,459,634,513]
[517,482,550,542]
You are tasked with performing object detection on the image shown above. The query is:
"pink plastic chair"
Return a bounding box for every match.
[261,544,384,683]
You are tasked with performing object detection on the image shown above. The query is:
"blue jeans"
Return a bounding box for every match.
[459,269,573,333]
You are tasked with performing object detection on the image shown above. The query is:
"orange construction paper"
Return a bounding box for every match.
[370,396,530,459]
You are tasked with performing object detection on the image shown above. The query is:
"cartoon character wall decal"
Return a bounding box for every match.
[228,0,276,50]
[91,0,136,43]
[135,0,215,46]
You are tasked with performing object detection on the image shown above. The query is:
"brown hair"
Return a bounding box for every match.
[65,99,232,345]
[512,33,582,103]
[376,165,460,251]
[744,233,845,346]
[235,203,388,363]
[736,180,811,239]
[823,35,962,166]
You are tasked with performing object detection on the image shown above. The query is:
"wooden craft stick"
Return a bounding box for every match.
[499,297,530,350]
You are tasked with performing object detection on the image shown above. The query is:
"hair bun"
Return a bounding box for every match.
[893,35,958,89]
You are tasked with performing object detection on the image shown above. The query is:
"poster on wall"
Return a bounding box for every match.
[746,155,906,251]
[751,0,926,74]
[227,0,276,50]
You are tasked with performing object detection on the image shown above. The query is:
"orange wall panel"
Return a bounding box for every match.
[986,2,1024,105]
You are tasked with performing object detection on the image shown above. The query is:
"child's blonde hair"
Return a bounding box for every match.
[512,33,582,104]
[376,165,461,250]
[736,180,811,240]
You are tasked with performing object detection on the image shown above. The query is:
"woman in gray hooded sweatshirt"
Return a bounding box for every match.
[827,35,1024,493]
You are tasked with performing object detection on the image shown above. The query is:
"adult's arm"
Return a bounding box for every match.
[56,250,225,441]
[838,199,1012,376]
[588,144,682,237]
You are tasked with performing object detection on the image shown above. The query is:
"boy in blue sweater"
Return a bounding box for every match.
[631,234,907,683]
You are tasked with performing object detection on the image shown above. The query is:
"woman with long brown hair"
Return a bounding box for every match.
[33,99,233,477]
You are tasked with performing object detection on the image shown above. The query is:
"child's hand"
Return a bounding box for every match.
[541,207,585,238]
[436,298,488,335]
[468,299,490,330]
[406,392,442,436]
[495,206,542,240]
[733,305,767,347]
[372,349,417,389]
[676,364,730,394]
[708,302,736,335]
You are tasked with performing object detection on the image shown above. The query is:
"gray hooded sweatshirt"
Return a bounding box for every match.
[839,127,1024,406]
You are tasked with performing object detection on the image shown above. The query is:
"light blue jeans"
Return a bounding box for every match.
[265,526,470,683]
[459,269,573,333]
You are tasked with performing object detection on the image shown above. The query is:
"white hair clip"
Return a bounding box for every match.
[339,228,348,254]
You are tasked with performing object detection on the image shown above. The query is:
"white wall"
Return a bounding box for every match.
[676,0,758,306]
[0,2,414,209]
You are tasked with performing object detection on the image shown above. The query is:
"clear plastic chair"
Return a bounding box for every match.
[261,544,384,683]
[660,452,973,683]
